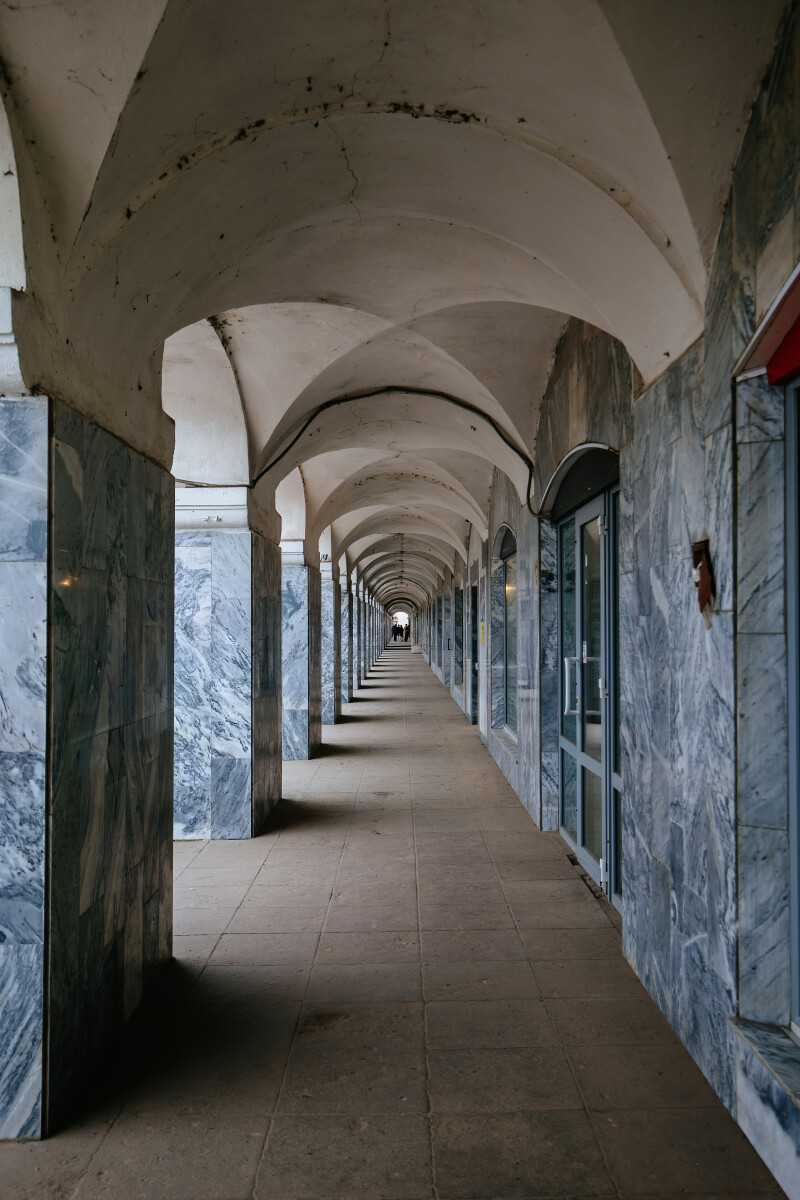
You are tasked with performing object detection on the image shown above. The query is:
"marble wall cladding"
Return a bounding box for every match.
[251,533,281,832]
[174,530,253,840]
[0,397,48,1139]
[321,578,341,724]
[734,1022,800,1200]
[174,533,212,837]
[281,564,321,760]
[48,400,173,1131]
[340,588,353,703]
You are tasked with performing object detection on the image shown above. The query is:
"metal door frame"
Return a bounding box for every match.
[558,487,621,905]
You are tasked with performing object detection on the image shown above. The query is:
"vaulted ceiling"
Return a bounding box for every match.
[0,0,788,606]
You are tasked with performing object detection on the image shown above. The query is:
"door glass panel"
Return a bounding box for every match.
[581,518,602,762]
[505,555,518,732]
[612,490,621,775]
[560,519,577,742]
[582,769,602,861]
[561,750,577,841]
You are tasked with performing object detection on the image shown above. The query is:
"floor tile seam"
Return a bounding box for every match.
[494,845,624,1200]
[264,797,353,1162]
[405,670,440,1200]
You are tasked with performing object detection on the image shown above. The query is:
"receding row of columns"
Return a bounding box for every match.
[172,490,395,841]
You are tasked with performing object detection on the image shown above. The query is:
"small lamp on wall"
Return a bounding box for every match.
[691,539,715,630]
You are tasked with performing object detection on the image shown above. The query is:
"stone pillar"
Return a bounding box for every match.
[174,489,281,839]
[358,591,367,685]
[281,547,322,759]
[0,397,174,1137]
[341,584,353,703]
[321,566,341,725]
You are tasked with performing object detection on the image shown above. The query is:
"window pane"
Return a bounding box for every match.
[581,517,602,762]
[455,587,464,684]
[561,750,577,841]
[612,490,621,775]
[560,519,577,743]
[505,555,517,732]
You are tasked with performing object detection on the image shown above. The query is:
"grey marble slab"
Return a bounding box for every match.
[737,439,784,634]
[737,632,788,829]
[735,1021,800,1200]
[0,399,47,562]
[0,943,43,1138]
[738,825,790,1025]
[252,533,281,831]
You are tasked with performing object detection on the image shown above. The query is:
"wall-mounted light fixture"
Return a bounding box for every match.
[691,539,716,630]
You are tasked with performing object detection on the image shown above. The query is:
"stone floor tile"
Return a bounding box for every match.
[495,857,581,880]
[547,997,681,1046]
[172,906,237,936]
[188,964,311,1005]
[324,905,420,932]
[567,1043,722,1110]
[428,1046,582,1113]
[226,905,328,933]
[533,957,643,998]
[255,1114,433,1199]
[172,882,252,908]
[422,960,540,1001]
[501,877,592,903]
[278,1043,428,1114]
[425,998,558,1049]
[431,1110,614,1198]
[592,1107,784,1196]
[72,1114,269,1199]
[242,883,336,907]
[172,933,219,962]
[307,963,423,1003]
[2,1119,113,1200]
[421,929,527,962]
[210,932,320,966]
[317,930,420,963]
[510,900,610,929]
[296,1002,425,1049]
[521,925,624,960]
[418,901,516,930]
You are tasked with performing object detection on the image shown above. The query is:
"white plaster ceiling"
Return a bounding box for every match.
[0,0,789,606]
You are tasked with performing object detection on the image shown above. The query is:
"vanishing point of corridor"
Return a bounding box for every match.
[5,648,782,1199]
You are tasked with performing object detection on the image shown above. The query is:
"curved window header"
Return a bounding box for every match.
[551,449,619,521]
[495,526,517,560]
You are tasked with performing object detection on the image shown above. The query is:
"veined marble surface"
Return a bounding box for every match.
[734,1021,800,1200]
[321,578,341,725]
[0,397,48,1139]
[174,529,254,839]
[282,564,321,759]
[341,588,353,702]
[252,533,281,831]
[47,401,173,1129]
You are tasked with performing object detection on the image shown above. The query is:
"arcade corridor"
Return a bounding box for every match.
[3,648,782,1199]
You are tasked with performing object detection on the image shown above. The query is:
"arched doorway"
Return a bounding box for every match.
[549,448,622,903]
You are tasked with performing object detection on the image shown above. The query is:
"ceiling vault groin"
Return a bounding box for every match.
[0,0,787,605]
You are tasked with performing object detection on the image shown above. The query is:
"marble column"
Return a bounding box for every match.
[282,555,322,759]
[174,490,281,839]
[341,585,353,703]
[0,396,47,1139]
[321,568,341,724]
[0,397,174,1138]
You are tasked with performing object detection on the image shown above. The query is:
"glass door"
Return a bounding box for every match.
[558,489,622,902]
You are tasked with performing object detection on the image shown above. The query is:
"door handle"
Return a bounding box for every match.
[563,656,580,715]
